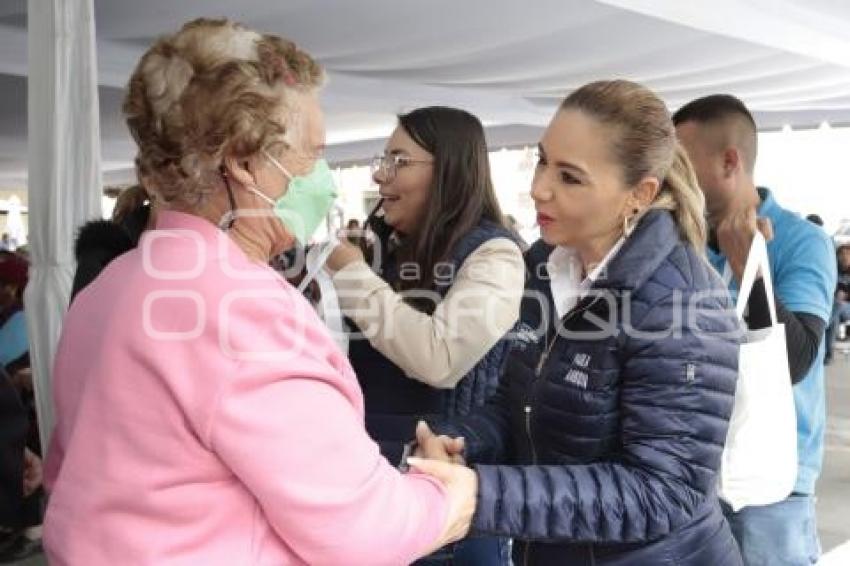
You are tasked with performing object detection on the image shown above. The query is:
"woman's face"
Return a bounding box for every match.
[260,93,327,197]
[249,92,326,255]
[373,126,434,235]
[532,109,635,257]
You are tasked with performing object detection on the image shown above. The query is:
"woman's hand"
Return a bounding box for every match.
[407,457,478,553]
[326,239,365,273]
[413,421,465,465]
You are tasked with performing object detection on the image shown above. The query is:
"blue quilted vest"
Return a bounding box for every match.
[348,220,520,463]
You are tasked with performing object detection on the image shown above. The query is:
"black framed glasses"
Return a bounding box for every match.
[370,153,433,182]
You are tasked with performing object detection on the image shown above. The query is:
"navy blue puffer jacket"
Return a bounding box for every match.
[433,210,743,565]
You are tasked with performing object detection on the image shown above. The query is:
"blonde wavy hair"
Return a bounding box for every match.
[123,18,325,206]
[561,80,707,251]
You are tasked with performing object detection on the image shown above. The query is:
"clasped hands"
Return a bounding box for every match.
[405,421,478,553]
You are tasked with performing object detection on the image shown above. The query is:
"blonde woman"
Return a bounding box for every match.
[415,81,743,565]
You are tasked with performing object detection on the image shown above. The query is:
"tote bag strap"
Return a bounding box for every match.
[730,232,778,325]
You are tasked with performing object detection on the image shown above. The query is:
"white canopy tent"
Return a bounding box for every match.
[4,0,850,185]
[5,0,850,445]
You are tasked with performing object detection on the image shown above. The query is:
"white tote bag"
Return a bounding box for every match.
[718,232,797,511]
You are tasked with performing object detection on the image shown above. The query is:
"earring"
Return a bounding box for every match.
[623,208,641,238]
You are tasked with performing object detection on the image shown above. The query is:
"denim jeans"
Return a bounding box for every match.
[722,494,821,565]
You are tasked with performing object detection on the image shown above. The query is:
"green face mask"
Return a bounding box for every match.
[250,151,338,244]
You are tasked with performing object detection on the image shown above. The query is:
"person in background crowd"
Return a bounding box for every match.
[346,218,361,232]
[825,243,850,364]
[675,93,836,566]
[0,252,43,562]
[0,372,34,564]
[342,217,367,248]
[70,185,154,303]
[0,253,28,374]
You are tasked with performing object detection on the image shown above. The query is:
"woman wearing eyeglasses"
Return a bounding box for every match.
[327,106,525,565]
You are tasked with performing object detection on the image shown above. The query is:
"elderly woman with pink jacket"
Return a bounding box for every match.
[43,19,476,565]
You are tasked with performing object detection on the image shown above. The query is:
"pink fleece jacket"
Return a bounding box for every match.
[44,211,447,565]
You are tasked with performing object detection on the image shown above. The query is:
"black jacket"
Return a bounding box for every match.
[70,205,149,303]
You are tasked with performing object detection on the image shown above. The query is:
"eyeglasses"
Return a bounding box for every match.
[370,153,433,182]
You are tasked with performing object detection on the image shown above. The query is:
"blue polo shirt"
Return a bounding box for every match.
[708,188,836,494]
[0,310,28,367]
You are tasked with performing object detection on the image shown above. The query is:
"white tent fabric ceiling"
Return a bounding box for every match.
[2,0,850,186]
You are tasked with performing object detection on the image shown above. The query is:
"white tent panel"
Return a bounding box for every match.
[25,0,103,449]
[2,0,850,184]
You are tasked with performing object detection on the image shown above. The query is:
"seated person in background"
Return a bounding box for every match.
[0,372,31,560]
[0,253,42,561]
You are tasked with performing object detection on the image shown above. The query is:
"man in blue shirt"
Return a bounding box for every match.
[675,95,836,566]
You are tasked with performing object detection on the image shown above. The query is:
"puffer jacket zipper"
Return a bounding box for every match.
[522,295,602,566]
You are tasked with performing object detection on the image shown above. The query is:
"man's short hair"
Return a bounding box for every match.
[672,94,756,130]
[673,94,758,174]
